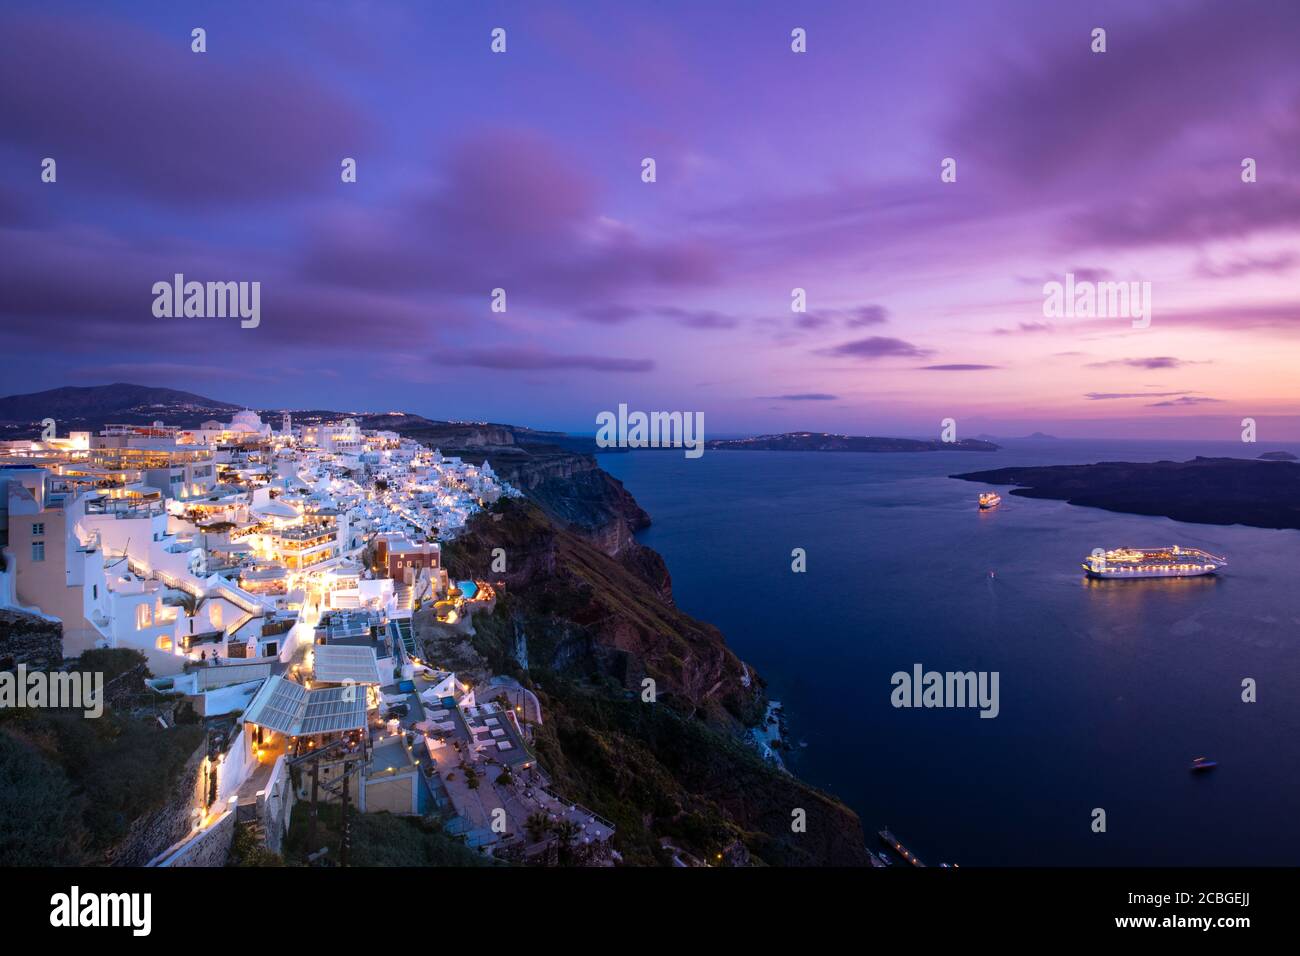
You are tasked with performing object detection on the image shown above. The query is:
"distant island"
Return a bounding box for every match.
[974,432,1058,441]
[952,456,1300,530]
[1258,450,1299,461]
[706,432,1000,453]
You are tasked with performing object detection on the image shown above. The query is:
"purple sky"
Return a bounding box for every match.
[1,0,1298,438]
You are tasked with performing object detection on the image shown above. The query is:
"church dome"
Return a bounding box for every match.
[231,409,262,427]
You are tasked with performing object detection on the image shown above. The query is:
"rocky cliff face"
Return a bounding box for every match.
[358,416,868,864]
[0,609,63,671]
[442,500,730,716]
[438,499,871,866]
[395,421,649,556]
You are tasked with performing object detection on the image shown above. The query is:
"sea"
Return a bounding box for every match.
[599,439,1300,866]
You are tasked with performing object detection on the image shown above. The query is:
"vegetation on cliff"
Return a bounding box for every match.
[437,499,869,866]
[0,648,203,864]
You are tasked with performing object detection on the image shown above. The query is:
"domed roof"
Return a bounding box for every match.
[231,409,263,427]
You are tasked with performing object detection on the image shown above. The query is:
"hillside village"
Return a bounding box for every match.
[0,409,617,865]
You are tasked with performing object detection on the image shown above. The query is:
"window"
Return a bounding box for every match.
[31,522,45,537]
[30,541,45,562]
[136,603,152,629]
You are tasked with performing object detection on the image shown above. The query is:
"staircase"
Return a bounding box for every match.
[389,618,418,659]
[394,584,413,612]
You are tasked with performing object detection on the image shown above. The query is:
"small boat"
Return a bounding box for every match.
[1190,756,1218,772]
[978,492,1001,510]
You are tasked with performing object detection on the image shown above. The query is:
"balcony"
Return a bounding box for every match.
[85,496,164,518]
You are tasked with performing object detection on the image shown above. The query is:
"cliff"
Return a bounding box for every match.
[441,499,738,720]
[0,648,205,865]
[395,420,649,556]
[437,498,870,866]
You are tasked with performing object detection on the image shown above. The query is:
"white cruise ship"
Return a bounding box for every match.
[1082,545,1227,579]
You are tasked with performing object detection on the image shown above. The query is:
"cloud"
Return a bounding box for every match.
[805,304,890,329]
[576,304,642,324]
[1085,391,1193,401]
[302,128,721,303]
[71,362,271,383]
[994,321,1054,335]
[574,304,740,329]
[1146,396,1223,407]
[1085,357,1199,370]
[947,1,1300,196]
[1068,185,1300,249]
[941,0,1300,258]
[783,304,890,335]
[0,13,377,204]
[760,393,838,401]
[445,347,653,372]
[918,364,1000,371]
[1136,301,1300,331]
[1195,251,1299,279]
[845,305,889,327]
[1018,268,1111,286]
[0,223,436,351]
[815,336,933,360]
[653,307,739,329]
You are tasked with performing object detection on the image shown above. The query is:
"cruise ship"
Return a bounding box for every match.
[978,492,1002,510]
[1082,546,1227,579]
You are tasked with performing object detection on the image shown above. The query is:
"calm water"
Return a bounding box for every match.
[600,440,1300,866]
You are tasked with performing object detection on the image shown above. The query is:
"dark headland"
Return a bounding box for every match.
[707,431,999,452]
[952,456,1300,530]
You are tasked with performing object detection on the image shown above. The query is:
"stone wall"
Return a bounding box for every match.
[0,608,62,671]
[151,809,235,867]
[102,662,149,710]
[259,756,295,856]
[105,741,207,866]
